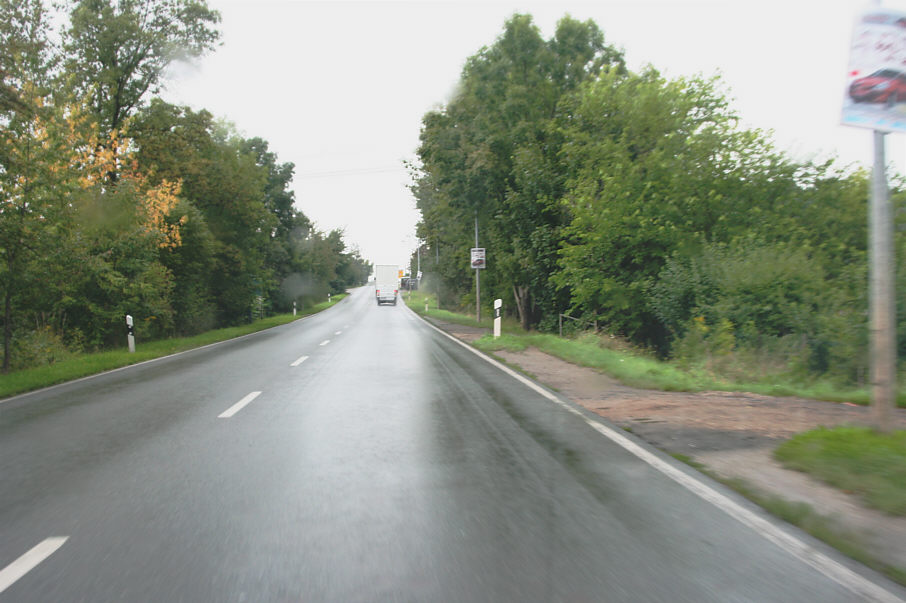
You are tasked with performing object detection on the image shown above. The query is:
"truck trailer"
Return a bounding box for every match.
[374,265,399,306]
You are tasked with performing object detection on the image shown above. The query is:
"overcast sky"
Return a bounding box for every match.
[161,0,906,268]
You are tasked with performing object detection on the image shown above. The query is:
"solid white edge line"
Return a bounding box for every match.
[409,307,904,603]
[218,391,261,419]
[0,537,68,594]
[290,355,309,367]
[319,340,330,346]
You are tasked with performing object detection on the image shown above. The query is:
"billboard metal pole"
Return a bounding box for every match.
[475,212,480,323]
[870,130,895,431]
[843,3,902,432]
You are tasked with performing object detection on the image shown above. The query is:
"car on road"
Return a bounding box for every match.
[849,68,906,105]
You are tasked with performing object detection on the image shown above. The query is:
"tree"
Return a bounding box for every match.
[0,0,79,370]
[553,67,787,347]
[414,14,624,327]
[63,0,220,138]
[60,125,188,347]
[239,137,317,311]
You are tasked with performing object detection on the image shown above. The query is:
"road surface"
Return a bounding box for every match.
[1,286,904,602]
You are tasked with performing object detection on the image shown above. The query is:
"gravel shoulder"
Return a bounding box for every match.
[426,317,906,571]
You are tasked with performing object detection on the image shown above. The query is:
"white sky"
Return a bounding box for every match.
[162,0,906,268]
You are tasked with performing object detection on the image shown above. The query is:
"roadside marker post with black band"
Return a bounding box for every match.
[125,315,135,353]
[493,299,502,338]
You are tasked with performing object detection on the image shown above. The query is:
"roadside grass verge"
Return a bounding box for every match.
[405,292,905,407]
[669,455,906,587]
[475,333,714,391]
[404,290,521,331]
[774,426,906,516]
[0,294,346,400]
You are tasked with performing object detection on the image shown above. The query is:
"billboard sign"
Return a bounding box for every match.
[842,8,906,132]
[470,247,486,269]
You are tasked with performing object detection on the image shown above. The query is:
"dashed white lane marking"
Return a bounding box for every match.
[0,537,68,594]
[334,331,342,335]
[290,355,309,367]
[412,309,905,603]
[218,391,261,419]
[319,340,330,346]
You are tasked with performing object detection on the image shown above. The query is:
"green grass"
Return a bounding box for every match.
[404,290,495,328]
[475,332,719,391]
[0,294,346,400]
[774,426,906,516]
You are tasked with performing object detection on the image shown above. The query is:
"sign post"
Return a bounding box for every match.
[471,246,486,322]
[842,5,906,431]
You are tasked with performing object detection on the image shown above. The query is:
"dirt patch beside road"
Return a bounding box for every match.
[425,316,906,572]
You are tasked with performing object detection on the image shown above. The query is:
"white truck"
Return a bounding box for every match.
[374,264,399,306]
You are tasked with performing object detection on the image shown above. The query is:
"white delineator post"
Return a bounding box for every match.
[493,299,502,338]
[125,315,135,353]
[293,301,297,316]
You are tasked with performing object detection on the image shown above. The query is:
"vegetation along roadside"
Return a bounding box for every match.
[405,291,904,408]
[1,1,370,377]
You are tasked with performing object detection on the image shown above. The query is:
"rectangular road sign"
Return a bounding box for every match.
[471,248,486,269]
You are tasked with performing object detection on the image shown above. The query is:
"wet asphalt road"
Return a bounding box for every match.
[1,287,904,602]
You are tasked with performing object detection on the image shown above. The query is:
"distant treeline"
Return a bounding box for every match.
[412,14,902,384]
[1,0,369,371]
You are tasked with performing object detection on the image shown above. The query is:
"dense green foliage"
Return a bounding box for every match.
[415,15,624,331]
[412,13,891,386]
[0,0,368,372]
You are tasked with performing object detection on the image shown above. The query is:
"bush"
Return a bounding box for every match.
[651,239,872,383]
[11,326,73,370]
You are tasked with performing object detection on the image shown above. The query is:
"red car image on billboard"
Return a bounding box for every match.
[849,69,906,105]
[843,8,906,131]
